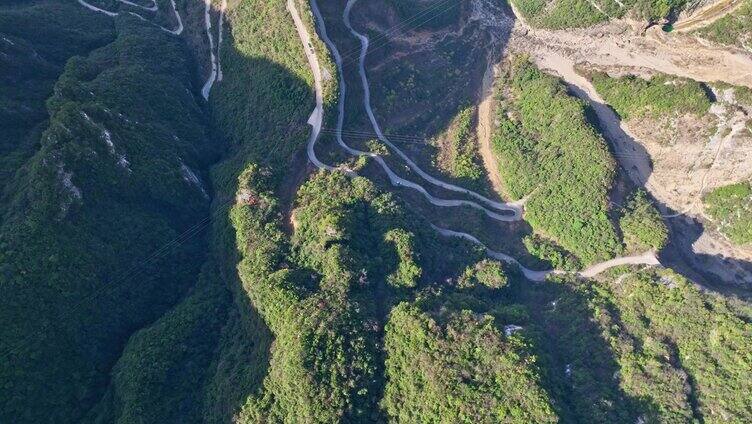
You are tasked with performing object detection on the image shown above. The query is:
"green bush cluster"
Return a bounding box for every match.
[619,189,669,252]
[436,105,485,187]
[0,14,213,423]
[523,234,582,271]
[382,302,557,423]
[703,182,752,245]
[596,269,752,421]
[695,0,752,49]
[513,0,608,29]
[512,0,691,28]
[384,229,422,288]
[492,57,620,264]
[502,268,752,422]
[230,169,428,422]
[589,71,712,120]
[458,259,509,289]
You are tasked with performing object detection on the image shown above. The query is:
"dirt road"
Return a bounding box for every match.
[514,22,752,88]
[674,0,746,32]
[477,62,509,199]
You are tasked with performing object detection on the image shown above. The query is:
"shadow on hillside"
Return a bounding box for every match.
[413,273,662,422]
[566,75,752,295]
[313,0,547,264]
[506,275,664,422]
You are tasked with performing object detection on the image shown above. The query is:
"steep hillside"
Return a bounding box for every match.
[492,57,621,264]
[511,0,691,29]
[694,0,752,50]
[0,0,114,193]
[2,0,752,422]
[0,10,214,422]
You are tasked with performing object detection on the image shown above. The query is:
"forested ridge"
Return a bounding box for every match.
[1,0,750,423]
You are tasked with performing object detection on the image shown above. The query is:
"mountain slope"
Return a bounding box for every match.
[0,11,213,422]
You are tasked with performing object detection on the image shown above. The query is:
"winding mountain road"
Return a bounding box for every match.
[305,0,520,222]
[77,0,224,99]
[77,0,183,34]
[342,0,523,218]
[673,0,746,32]
[297,0,660,280]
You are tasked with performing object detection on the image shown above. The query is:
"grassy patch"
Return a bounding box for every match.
[382,300,557,423]
[589,71,712,120]
[492,57,620,264]
[512,0,692,29]
[695,0,752,50]
[434,105,484,188]
[619,189,668,252]
[703,182,752,245]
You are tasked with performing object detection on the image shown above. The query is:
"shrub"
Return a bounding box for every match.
[703,182,752,245]
[619,189,669,252]
[589,71,711,120]
[382,303,557,423]
[492,57,620,264]
[523,234,582,270]
[458,259,509,289]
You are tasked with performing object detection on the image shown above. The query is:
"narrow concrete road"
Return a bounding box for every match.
[78,0,184,35]
[342,0,524,217]
[77,0,227,99]
[307,0,520,221]
[288,0,333,172]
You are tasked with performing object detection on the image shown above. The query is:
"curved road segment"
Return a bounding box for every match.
[77,0,224,100]
[296,0,660,280]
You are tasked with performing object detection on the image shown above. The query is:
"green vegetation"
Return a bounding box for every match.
[368,7,487,136]
[232,170,384,422]
[704,182,752,245]
[385,0,461,30]
[458,259,509,289]
[0,13,213,422]
[695,0,752,50]
[382,301,557,423]
[596,269,752,422]
[385,228,422,288]
[523,234,582,271]
[3,1,752,422]
[513,0,607,29]
[619,189,669,252]
[87,271,230,424]
[434,105,484,188]
[589,71,712,120]
[492,57,620,264]
[501,268,752,422]
[512,0,692,28]
[0,0,114,192]
[631,0,691,22]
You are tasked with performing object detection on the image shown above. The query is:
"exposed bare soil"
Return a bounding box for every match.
[494,9,752,285]
[513,19,752,88]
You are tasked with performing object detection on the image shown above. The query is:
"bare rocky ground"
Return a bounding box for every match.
[503,6,752,286]
[320,0,752,286]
